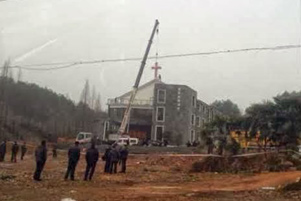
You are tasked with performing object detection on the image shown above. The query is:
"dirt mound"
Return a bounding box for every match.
[191,157,230,172]
[282,179,301,191]
[190,153,300,173]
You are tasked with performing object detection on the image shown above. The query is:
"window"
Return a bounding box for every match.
[192,96,196,107]
[196,116,200,127]
[117,108,125,118]
[157,89,166,103]
[190,130,195,142]
[85,134,91,138]
[78,134,84,140]
[155,126,164,141]
[156,107,165,122]
[191,114,195,125]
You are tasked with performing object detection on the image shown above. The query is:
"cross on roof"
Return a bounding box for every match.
[151,62,162,79]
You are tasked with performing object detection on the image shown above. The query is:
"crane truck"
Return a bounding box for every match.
[109,19,160,144]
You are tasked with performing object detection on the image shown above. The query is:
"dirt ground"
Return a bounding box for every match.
[0,149,301,201]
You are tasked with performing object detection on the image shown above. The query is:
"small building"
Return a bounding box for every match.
[106,80,221,145]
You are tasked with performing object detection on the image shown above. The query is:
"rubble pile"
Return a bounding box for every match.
[281,178,301,191]
[190,153,301,173]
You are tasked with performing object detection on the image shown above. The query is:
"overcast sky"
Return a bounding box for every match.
[0,0,300,111]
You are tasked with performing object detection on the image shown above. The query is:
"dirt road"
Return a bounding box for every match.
[0,152,300,201]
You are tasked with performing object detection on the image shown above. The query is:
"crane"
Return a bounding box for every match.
[118,19,159,136]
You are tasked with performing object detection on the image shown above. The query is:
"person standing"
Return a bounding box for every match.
[119,146,129,173]
[65,141,81,180]
[21,141,27,160]
[109,145,120,174]
[103,146,111,173]
[84,143,99,181]
[33,140,47,181]
[0,140,7,162]
[11,141,19,163]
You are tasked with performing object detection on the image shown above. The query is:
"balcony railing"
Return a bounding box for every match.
[107,98,153,107]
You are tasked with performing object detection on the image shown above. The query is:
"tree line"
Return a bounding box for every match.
[202,92,301,154]
[0,61,106,142]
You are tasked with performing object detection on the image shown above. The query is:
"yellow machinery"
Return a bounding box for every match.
[230,130,270,148]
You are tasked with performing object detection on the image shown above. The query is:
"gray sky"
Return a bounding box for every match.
[0,0,301,111]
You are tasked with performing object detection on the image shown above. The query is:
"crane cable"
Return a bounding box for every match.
[155,25,159,63]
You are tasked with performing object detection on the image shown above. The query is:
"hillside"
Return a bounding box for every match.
[0,77,106,142]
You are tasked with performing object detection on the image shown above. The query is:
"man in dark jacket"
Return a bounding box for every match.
[11,141,19,163]
[0,140,6,162]
[33,140,47,181]
[103,146,111,173]
[119,146,129,173]
[84,143,99,181]
[65,141,81,180]
[21,141,27,160]
[109,145,120,174]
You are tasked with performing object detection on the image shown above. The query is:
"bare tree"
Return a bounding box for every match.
[79,80,90,131]
[94,93,102,112]
[80,79,90,106]
[90,85,96,109]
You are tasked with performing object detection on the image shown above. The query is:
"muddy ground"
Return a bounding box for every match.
[0,150,301,201]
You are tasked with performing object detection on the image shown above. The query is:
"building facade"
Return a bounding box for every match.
[106,79,221,145]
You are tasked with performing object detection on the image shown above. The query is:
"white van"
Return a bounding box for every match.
[76,132,93,144]
[117,137,139,146]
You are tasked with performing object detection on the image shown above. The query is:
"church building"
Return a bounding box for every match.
[105,63,221,145]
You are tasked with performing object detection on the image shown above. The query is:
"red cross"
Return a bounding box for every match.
[151,62,162,79]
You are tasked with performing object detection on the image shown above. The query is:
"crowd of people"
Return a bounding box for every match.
[0,140,129,182]
[0,140,27,163]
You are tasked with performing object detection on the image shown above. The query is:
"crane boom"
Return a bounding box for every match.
[118,19,159,135]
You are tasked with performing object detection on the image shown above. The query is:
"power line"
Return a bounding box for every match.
[6,44,301,71]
